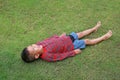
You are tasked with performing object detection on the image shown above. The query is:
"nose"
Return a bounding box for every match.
[34,47,38,51]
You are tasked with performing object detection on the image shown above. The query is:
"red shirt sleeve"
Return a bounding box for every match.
[40,50,76,62]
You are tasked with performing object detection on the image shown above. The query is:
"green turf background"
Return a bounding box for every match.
[0,0,120,80]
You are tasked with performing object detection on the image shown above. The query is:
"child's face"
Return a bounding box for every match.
[27,44,43,59]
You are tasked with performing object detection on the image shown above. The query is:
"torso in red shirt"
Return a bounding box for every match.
[36,35,76,62]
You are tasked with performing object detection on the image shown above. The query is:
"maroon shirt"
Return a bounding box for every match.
[36,35,76,62]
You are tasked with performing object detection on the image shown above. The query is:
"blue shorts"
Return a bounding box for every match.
[69,32,86,49]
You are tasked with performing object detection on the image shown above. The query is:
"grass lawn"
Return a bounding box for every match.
[0,0,120,80]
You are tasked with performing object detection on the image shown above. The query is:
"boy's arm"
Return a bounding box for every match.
[59,32,66,37]
[44,49,81,61]
[74,49,82,54]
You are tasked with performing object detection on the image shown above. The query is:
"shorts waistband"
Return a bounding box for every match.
[68,35,75,42]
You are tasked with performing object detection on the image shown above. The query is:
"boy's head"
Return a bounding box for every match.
[21,44,43,63]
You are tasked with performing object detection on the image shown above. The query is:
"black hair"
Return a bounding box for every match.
[21,48,35,63]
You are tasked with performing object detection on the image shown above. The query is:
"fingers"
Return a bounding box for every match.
[74,49,81,54]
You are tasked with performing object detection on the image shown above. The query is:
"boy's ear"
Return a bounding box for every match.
[35,54,39,59]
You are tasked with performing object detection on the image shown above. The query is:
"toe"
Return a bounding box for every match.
[97,21,101,24]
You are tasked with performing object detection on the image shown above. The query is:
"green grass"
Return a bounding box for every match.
[0,0,120,80]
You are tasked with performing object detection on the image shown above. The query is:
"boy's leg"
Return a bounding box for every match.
[77,21,101,39]
[84,30,112,45]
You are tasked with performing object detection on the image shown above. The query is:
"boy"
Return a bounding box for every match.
[21,21,112,63]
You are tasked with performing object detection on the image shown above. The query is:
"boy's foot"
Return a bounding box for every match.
[93,21,101,32]
[102,30,112,40]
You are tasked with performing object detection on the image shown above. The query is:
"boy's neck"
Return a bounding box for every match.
[38,46,44,55]
[40,48,44,55]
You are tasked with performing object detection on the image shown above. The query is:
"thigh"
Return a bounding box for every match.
[73,40,86,49]
[69,32,78,40]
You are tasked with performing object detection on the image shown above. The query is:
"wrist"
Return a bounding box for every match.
[74,49,81,54]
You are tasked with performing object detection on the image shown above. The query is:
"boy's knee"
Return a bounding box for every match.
[85,39,94,45]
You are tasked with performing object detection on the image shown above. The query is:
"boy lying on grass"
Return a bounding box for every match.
[21,21,112,63]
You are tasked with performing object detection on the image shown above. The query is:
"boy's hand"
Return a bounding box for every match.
[74,49,82,54]
[60,33,66,37]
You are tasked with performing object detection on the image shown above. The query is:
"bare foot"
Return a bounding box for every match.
[93,21,101,32]
[103,30,112,40]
